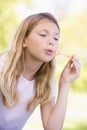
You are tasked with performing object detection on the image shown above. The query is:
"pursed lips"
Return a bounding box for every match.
[44,49,55,55]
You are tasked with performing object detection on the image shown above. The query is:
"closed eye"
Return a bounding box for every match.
[54,37,58,41]
[39,34,46,37]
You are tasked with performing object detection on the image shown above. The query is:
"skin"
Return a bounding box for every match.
[23,19,59,80]
[23,19,81,130]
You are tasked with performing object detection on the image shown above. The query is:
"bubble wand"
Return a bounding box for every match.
[55,50,73,60]
[56,50,70,58]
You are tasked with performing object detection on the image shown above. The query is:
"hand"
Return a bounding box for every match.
[59,55,81,85]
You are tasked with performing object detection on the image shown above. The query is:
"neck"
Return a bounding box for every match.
[23,55,43,81]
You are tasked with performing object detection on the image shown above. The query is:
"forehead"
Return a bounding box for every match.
[32,19,59,33]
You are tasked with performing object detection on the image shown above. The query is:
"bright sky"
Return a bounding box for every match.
[67,0,87,14]
[16,0,87,20]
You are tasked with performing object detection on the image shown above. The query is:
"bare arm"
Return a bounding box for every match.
[40,56,81,130]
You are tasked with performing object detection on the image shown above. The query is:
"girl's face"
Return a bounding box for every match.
[23,19,59,63]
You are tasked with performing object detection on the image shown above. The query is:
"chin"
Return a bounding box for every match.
[43,57,54,62]
[38,55,55,63]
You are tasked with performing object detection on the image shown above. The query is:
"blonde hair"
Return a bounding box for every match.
[0,12,60,111]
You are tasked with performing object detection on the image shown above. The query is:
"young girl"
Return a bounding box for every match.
[0,12,81,130]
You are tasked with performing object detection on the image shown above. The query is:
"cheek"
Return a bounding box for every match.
[29,36,41,47]
[27,39,42,53]
[54,44,58,51]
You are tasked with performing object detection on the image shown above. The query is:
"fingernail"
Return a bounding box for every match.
[70,55,74,60]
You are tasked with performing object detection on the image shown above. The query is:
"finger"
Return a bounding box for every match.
[62,59,73,75]
[72,55,81,70]
[72,55,81,65]
[65,58,73,68]
[71,56,81,76]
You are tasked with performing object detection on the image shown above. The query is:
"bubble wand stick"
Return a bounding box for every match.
[56,50,73,59]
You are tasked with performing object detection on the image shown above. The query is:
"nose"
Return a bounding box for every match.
[48,38,54,46]
[48,42,54,46]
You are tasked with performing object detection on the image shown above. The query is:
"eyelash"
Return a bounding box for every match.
[39,34,46,37]
[54,38,58,41]
[39,34,58,41]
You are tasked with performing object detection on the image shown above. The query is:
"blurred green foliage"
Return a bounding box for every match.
[56,8,87,92]
[0,0,87,92]
[0,0,32,49]
[63,123,87,130]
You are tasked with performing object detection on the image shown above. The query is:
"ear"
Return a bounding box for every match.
[22,38,27,48]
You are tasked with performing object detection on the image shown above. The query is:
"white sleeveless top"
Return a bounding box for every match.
[0,55,58,130]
